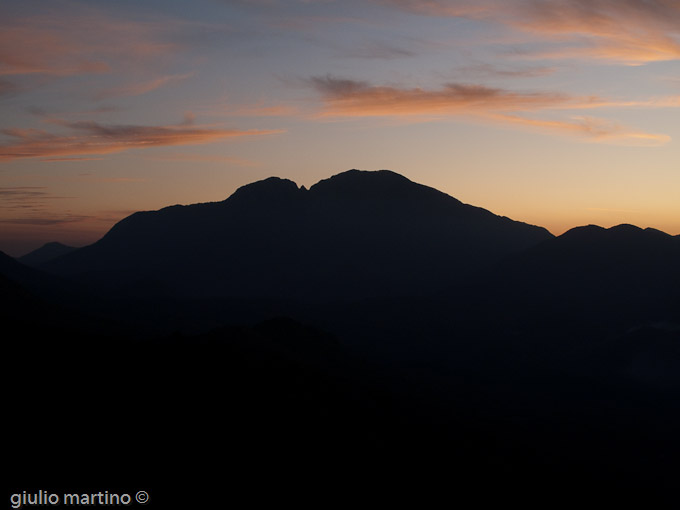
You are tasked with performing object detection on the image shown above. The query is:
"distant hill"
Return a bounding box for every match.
[481,223,680,325]
[18,242,77,267]
[42,169,553,299]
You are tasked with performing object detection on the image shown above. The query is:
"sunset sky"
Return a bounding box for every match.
[2,0,679,256]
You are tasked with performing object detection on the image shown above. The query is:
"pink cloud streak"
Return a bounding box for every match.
[311,75,673,144]
[380,0,680,64]
[0,119,283,161]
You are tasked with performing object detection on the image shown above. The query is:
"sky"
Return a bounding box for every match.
[1,0,679,256]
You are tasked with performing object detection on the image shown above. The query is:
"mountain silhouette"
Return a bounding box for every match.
[479,223,680,328]
[18,241,77,267]
[6,176,680,502]
[42,169,553,299]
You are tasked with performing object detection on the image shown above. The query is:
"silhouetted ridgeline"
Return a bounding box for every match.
[4,169,680,503]
[41,169,552,299]
[18,241,76,267]
[479,223,680,326]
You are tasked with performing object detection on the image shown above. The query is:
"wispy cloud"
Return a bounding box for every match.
[377,0,496,18]
[0,186,72,200]
[487,113,671,146]
[0,10,195,78]
[310,75,673,144]
[340,40,417,59]
[312,75,581,115]
[0,187,76,221]
[0,118,283,162]
[77,176,148,183]
[231,104,299,117]
[514,0,680,64]
[0,215,92,226]
[39,157,105,162]
[95,73,194,99]
[0,21,110,76]
[379,0,680,65]
[27,106,124,119]
[457,63,558,79]
[0,186,128,227]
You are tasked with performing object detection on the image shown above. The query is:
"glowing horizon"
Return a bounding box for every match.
[2,0,679,256]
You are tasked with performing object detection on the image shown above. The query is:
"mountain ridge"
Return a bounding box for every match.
[479,221,680,326]
[41,169,553,299]
[18,241,77,267]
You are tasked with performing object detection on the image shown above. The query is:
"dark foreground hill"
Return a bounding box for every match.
[42,169,552,299]
[7,292,680,505]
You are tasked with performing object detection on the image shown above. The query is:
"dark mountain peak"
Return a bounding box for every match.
[506,221,680,285]
[309,168,459,206]
[311,168,417,192]
[314,168,408,186]
[18,241,77,267]
[560,223,673,246]
[606,223,674,243]
[609,223,641,233]
[43,241,70,249]
[561,224,605,238]
[228,176,302,203]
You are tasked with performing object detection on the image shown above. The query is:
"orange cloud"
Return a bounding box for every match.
[487,113,672,146]
[0,11,185,77]
[311,76,672,144]
[310,75,643,115]
[377,0,497,18]
[311,76,574,116]
[0,23,109,76]
[380,0,680,64]
[39,157,105,162]
[457,63,558,79]
[515,0,680,64]
[0,119,283,162]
